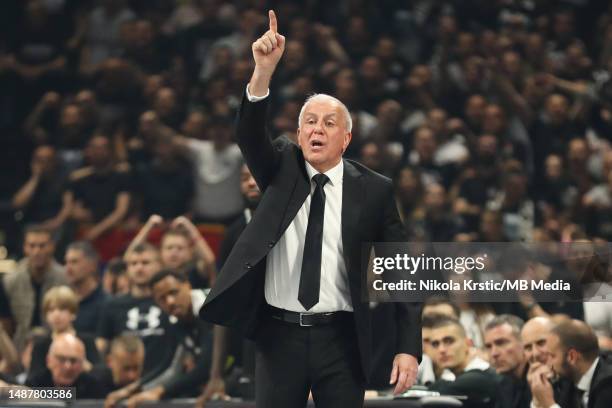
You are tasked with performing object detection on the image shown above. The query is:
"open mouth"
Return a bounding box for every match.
[310,140,324,150]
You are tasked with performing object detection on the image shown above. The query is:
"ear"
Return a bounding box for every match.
[342,131,352,153]
[466,337,474,348]
[296,128,302,146]
[567,348,579,364]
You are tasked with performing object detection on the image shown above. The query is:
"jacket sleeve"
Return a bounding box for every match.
[235,93,281,192]
[380,181,423,361]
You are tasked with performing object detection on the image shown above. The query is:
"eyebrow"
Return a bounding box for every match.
[303,113,338,119]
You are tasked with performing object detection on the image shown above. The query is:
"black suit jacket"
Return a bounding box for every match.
[199,94,422,379]
[588,354,612,408]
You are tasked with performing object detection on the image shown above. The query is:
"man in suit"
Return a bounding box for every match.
[199,10,421,408]
[484,315,530,408]
[529,319,612,408]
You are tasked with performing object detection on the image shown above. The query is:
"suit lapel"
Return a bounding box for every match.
[341,160,363,273]
[278,151,310,236]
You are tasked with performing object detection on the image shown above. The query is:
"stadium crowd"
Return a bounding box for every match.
[0,0,611,407]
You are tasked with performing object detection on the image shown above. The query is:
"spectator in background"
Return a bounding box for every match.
[28,286,100,379]
[394,165,424,235]
[521,317,553,367]
[26,333,103,398]
[90,334,145,395]
[64,241,107,334]
[110,270,215,407]
[132,135,193,221]
[428,317,502,408]
[484,315,530,408]
[127,214,217,288]
[529,320,612,408]
[167,114,244,224]
[68,133,131,242]
[11,145,71,234]
[3,0,69,106]
[96,243,171,378]
[102,258,129,296]
[3,226,66,351]
[79,0,135,75]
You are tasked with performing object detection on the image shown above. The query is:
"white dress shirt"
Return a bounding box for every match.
[246,86,352,313]
[265,160,352,313]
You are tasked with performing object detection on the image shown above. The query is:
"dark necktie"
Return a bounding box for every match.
[298,173,329,310]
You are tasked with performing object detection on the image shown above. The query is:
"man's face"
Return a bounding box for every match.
[24,232,54,270]
[47,346,84,386]
[546,333,571,379]
[521,322,550,364]
[240,165,261,207]
[484,324,525,375]
[160,235,192,270]
[430,324,470,371]
[64,249,95,286]
[297,99,351,173]
[152,276,192,319]
[126,250,161,287]
[108,346,144,387]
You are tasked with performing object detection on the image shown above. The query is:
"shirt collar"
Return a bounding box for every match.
[577,357,599,392]
[305,159,344,187]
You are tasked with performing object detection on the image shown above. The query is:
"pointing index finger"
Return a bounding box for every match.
[269,10,277,33]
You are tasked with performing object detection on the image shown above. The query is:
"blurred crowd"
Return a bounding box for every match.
[0,0,612,406]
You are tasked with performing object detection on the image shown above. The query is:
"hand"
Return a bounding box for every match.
[147,214,164,228]
[528,363,555,408]
[125,387,163,408]
[104,387,132,408]
[252,10,286,72]
[171,215,197,235]
[389,353,418,395]
[196,377,227,407]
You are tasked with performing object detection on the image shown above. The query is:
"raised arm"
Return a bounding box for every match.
[248,10,286,96]
[237,10,287,191]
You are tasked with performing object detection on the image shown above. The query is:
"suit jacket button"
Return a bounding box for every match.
[245,262,252,269]
[268,241,275,248]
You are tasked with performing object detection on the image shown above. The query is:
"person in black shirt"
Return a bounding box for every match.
[11,145,71,231]
[133,136,193,221]
[64,241,107,334]
[107,270,213,407]
[27,333,104,399]
[96,243,171,378]
[90,334,145,396]
[68,134,130,241]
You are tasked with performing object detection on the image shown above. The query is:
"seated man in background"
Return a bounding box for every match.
[106,270,215,407]
[484,314,529,408]
[26,333,104,398]
[529,319,612,408]
[90,334,145,395]
[428,316,502,408]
